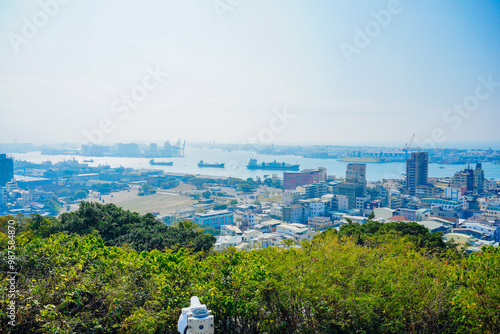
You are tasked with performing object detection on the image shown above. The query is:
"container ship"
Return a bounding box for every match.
[246,158,299,170]
[149,159,173,166]
[197,160,225,168]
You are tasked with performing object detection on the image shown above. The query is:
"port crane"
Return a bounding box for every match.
[403,133,415,160]
[175,139,186,156]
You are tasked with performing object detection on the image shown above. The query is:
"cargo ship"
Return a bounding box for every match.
[197,160,225,168]
[246,158,299,170]
[149,159,173,166]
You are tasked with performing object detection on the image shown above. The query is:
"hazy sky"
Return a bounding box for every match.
[1,0,499,148]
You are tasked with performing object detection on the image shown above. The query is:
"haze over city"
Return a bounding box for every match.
[0,0,499,148]
[3,2,500,333]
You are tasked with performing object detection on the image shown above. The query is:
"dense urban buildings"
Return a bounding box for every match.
[1,145,499,254]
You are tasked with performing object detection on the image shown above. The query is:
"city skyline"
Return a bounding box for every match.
[1,0,499,148]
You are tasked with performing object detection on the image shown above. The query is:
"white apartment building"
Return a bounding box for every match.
[213,235,243,251]
[270,205,282,217]
[276,223,314,241]
[444,187,463,201]
[242,213,256,227]
[308,216,332,228]
[283,190,302,205]
[483,207,500,219]
[220,224,243,236]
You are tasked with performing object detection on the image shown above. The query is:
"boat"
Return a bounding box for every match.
[149,159,173,166]
[198,160,225,168]
[84,159,94,163]
[246,158,299,170]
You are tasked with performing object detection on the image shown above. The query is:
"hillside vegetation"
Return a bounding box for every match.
[1,205,499,333]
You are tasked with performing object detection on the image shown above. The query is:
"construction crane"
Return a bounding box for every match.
[403,133,415,160]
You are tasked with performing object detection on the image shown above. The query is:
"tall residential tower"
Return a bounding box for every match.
[0,154,14,187]
[406,152,428,196]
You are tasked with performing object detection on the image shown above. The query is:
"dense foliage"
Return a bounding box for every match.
[19,203,215,253]
[1,212,499,333]
[338,221,451,253]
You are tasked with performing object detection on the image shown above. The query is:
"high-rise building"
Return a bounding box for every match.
[338,182,364,209]
[451,163,484,193]
[0,154,14,187]
[346,163,366,187]
[406,152,428,196]
[451,169,474,191]
[473,163,484,193]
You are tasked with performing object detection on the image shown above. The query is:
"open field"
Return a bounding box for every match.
[259,195,282,202]
[66,187,194,215]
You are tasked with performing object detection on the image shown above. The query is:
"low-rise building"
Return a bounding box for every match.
[283,190,302,205]
[242,229,261,242]
[297,182,328,199]
[299,198,326,218]
[276,223,314,241]
[242,213,256,227]
[421,198,462,211]
[213,235,243,251]
[193,209,233,228]
[417,220,449,233]
[373,207,395,220]
[270,205,282,217]
[308,216,333,229]
[282,204,304,223]
[444,187,464,201]
[74,173,100,181]
[399,208,419,221]
[220,224,243,236]
[343,215,367,224]
[463,222,499,242]
[484,206,500,219]
[260,219,281,232]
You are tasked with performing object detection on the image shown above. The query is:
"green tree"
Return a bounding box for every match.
[73,190,88,200]
[0,212,495,334]
[202,191,212,199]
[54,202,215,253]
[237,183,252,193]
[213,204,227,210]
[57,188,71,197]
